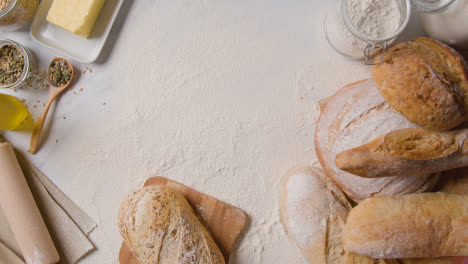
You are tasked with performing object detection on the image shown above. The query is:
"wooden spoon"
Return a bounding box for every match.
[29,58,74,154]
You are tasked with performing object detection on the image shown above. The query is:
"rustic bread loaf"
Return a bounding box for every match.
[280,165,397,264]
[372,37,468,130]
[401,169,468,264]
[118,186,225,264]
[335,128,468,177]
[315,79,438,201]
[343,193,468,259]
[400,168,468,264]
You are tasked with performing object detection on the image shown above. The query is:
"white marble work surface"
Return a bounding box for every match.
[1,1,437,263]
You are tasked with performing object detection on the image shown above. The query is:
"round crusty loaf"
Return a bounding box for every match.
[280,165,397,264]
[372,37,468,131]
[315,79,439,201]
[118,186,225,264]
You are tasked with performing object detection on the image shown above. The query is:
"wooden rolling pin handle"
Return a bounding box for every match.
[0,143,59,264]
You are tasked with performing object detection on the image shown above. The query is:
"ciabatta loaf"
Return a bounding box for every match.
[336,128,468,177]
[372,37,468,130]
[118,186,225,264]
[315,79,438,201]
[280,166,397,264]
[343,193,468,258]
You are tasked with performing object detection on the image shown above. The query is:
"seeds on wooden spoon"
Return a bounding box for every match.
[47,60,71,87]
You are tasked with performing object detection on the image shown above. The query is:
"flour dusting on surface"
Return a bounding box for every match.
[5,1,370,263]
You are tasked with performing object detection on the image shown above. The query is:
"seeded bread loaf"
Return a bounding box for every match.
[315,79,438,201]
[118,186,225,264]
[280,166,397,264]
[343,193,468,259]
[335,128,468,177]
[372,37,468,131]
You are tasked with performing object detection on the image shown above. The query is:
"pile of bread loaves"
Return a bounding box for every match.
[281,38,468,263]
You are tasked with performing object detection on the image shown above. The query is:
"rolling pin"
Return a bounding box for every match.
[0,140,59,264]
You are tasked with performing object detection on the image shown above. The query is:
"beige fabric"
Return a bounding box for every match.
[0,149,97,264]
[17,154,97,236]
[0,143,59,264]
[0,241,24,264]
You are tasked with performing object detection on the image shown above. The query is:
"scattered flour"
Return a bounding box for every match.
[285,172,324,247]
[5,1,371,264]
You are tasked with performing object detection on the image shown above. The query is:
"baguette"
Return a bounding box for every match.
[343,193,468,259]
[336,128,468,177]
[280,166,397,264]
[315,79,438,201]
[118,186,225,264]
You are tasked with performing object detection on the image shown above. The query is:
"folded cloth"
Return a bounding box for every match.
[0,241,24,264]
[17,154,97,236]
[0,150,97,264]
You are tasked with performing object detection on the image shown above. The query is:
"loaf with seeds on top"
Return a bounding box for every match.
[118,186,225,264]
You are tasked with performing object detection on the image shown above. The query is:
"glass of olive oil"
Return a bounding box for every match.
[0,93,32,130]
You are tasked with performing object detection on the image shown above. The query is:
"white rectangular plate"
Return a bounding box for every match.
[30,0,124,63]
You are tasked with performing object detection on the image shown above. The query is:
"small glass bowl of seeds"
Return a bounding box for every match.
[0,39,44,89]
[0,0,38,32]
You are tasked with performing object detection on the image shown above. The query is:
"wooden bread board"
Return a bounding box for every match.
[119,177,248,264]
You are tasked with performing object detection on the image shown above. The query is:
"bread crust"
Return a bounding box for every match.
[336,128,468,177]
[118,186,225,264]
[372,37,468,131]
[437,167,468,195]
[280,165,397,264]
[315,79,438,201]
[343,193,468,258]
[400,257,466,264]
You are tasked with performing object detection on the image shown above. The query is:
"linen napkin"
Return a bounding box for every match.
[0,147,97,264]
[0,241,24,264]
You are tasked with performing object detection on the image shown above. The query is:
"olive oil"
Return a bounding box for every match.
[0,93,32,131]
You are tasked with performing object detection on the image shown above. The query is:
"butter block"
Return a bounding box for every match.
[47,0,106,38]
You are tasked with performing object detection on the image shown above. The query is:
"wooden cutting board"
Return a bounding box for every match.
[119,177,248,264]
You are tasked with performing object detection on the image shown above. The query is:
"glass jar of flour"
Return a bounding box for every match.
[324,0,411,64]
[412,0,468,49]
